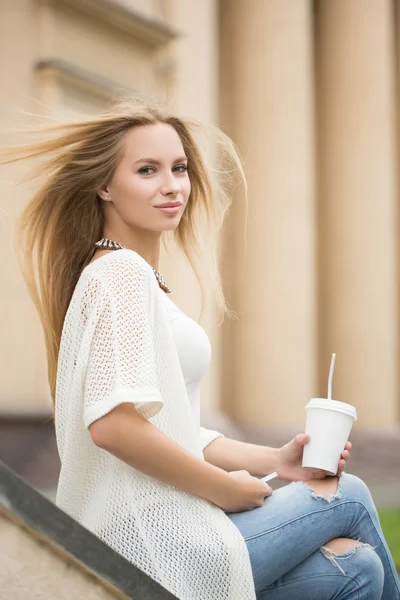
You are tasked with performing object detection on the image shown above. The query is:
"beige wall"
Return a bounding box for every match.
[0,1,51,414]
[0,0,399,428]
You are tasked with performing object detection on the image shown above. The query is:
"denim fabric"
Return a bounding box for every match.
[227,474,400,599]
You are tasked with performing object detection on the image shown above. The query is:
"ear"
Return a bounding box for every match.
[97,184,111,201]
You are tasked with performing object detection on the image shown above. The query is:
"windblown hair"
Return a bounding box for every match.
[0,98,245,404]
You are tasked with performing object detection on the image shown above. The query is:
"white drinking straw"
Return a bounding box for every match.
[261,471,278,483]
[327,353,336,400]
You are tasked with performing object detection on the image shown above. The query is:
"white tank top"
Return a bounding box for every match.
[161,293,222,450]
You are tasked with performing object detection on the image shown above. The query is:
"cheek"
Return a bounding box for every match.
[111,173,151,202]
[184,179,191,202]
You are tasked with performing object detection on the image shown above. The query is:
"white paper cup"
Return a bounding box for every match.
[301,398,357,475]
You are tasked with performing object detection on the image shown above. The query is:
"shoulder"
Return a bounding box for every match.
[84,250,155,286]
[80,250,158,306]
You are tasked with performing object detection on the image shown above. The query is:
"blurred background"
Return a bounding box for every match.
[0,0,399,564]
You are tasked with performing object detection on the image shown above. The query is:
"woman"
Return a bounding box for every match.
[3,99,399,600]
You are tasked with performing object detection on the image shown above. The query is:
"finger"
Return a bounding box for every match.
[341,450,350,460]
[337,458,346,474]
[295,433,309,445]
[263,484,273,497]
[345,441,352,450]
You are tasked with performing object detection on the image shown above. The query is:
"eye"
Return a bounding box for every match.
[138,166,155,175]
[173,164,188,173]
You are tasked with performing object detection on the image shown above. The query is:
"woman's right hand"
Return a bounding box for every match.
[212,470,273,513]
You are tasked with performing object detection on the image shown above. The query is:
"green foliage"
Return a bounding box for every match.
[378,508,400,570]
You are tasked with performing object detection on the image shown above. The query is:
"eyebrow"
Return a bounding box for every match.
[134,156,188,165]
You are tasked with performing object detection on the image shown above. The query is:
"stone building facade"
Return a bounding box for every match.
[1,0,399,433]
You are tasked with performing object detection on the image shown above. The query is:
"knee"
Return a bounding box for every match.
[341,472,368,491]
[306,473,375,510]
[340,473,375,508]
[350,546,384,598]
[323,544,384,599]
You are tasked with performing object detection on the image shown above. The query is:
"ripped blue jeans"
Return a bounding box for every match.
[227,473,400,599]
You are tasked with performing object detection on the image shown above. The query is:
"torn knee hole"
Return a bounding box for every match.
[295,479,343,503]
[320,543,376,576]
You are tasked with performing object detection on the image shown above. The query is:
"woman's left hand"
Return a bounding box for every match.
[275,434,351,482]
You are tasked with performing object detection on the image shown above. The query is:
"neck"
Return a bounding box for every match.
[102,225,161,270]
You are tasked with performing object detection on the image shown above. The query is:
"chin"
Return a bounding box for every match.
[158,214,183,232]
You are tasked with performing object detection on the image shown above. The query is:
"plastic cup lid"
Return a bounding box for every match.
[306,398,357,420]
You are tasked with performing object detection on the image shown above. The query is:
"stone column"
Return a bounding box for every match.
[315,0,398,426]
[220,0,316,427]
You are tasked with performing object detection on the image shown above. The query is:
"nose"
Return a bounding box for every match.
[160,172,182,196]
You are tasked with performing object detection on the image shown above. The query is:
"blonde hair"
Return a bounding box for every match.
[0,98,245,404]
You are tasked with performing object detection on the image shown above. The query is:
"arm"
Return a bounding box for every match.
[203,433,352,482]
[89,402,272,512]
[203,436,278,478]
[90,403,233,502]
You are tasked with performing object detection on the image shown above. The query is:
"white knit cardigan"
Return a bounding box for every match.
[55,249,256,600]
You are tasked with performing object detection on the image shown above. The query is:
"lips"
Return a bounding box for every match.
[155,201,182,208]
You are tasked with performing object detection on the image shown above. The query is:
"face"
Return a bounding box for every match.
[99,122,191,235]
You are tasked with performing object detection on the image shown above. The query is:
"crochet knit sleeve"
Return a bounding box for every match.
[82,253,164,429]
